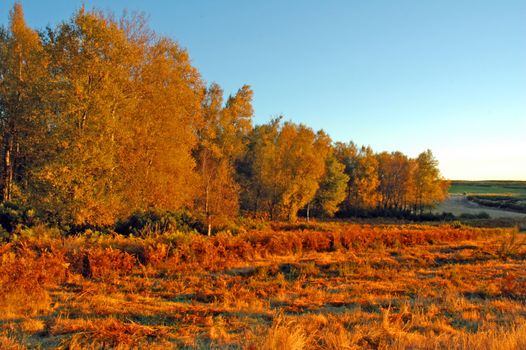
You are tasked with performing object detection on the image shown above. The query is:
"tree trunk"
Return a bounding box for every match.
[205,178,211,236]
[2,135,14,202]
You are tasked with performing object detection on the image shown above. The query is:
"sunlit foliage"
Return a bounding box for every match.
[0,3,448,226]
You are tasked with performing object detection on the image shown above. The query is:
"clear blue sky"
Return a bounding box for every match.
[1,0,525,180]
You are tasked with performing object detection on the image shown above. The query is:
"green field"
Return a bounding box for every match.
[449,181,526,196]
[438,181,526,219]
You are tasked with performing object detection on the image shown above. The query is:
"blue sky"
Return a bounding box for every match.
[1,0,525,180]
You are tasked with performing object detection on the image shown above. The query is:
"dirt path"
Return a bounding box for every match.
[434,194,526,219]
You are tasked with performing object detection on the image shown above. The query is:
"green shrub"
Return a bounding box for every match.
[115,209,200,236]
[0,202,37,241]
[450,220,463,229]
[459,211,490,220]
[235,216,269,231]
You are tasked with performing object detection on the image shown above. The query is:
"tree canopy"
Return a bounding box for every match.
[0,3,449,229]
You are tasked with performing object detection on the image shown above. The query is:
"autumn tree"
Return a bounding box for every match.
[413,149,449,214]
[377,151,412,211]
[25,7,204,226]
[238,119,280,218]
[333,141,358,213]
[195,83,254,235]
[118,34,203,216]
[25,8,139,225]
[242,119,331,221]
[311,155,349,217]
[344,146,380,212]
[0,3,48,203]
[332,145,448,216]
[279,126,331,221]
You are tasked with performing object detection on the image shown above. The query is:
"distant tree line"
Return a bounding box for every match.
[0,4,449,232]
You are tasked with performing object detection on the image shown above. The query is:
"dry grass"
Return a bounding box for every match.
[1,222,525,349]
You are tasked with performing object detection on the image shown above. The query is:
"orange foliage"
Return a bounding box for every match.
[0,223,525,348]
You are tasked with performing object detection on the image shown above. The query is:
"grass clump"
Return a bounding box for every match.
[497,227,524,260]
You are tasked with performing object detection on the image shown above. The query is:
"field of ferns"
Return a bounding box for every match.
[1,221,526,349]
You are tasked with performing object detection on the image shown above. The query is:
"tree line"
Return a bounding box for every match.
[0,4,448,232]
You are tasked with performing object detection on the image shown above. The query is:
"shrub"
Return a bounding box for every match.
[459,212,490,220]
[336,208,457,222]
[302,231,331,251]
[0,241,67,317]
[0,202,37,241]
[497,227,524,260]
[236,216,269,231]
[85,247,136,279]
[144,242,170,267]
[115,209,200,236]
[67,246,137,280]
[450,220,463,229]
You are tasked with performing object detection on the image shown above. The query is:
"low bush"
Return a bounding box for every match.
[335,208,457,222]
[236,216,270,231]
[115,209,200,236]
[459,212,491,220]
[497,227,524,260]
[68,247,137,279]
[0,202,38,241]
[468,195,526,214]
[0,241,67,317]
